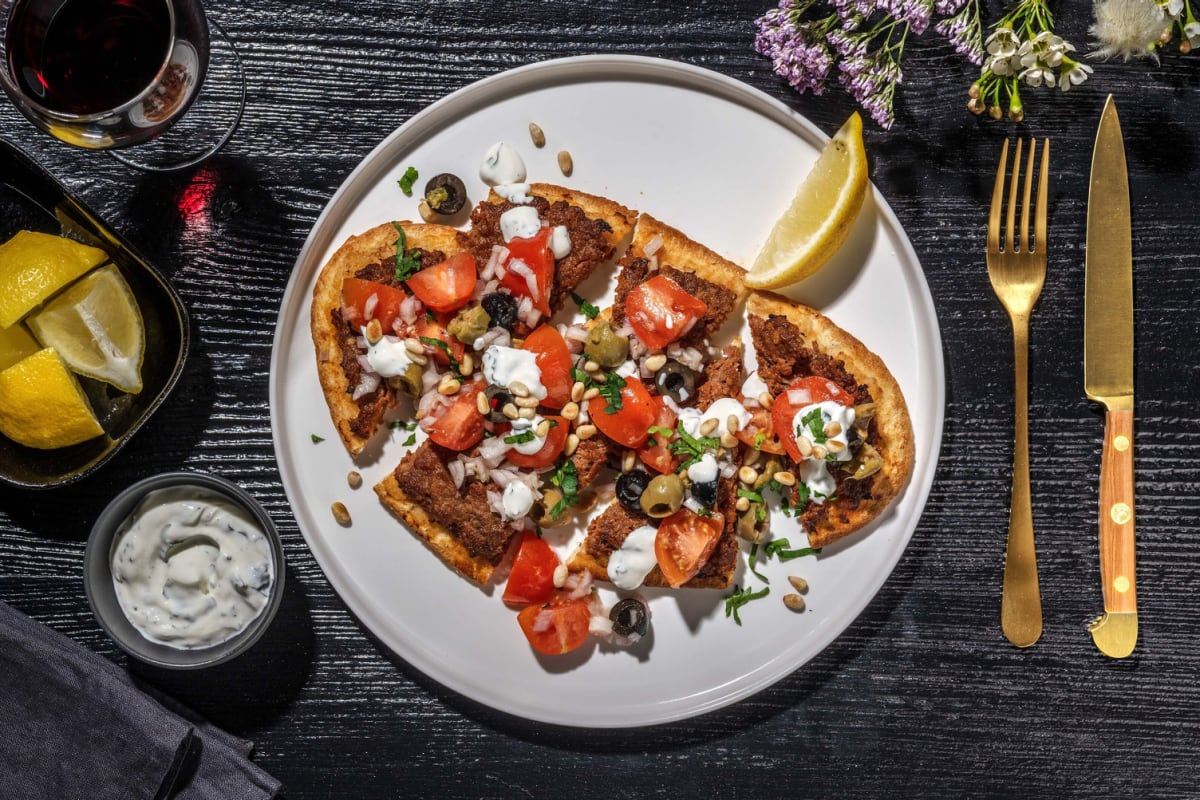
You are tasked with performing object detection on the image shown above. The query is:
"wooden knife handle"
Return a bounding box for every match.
[1098,409,1137,613]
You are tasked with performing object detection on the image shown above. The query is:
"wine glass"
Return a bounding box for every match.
[0,0,244,171]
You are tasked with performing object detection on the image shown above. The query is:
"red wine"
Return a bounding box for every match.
[5,0,172,115]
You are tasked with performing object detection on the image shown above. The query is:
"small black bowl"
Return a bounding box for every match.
[83,471,285,669]
[0,138,189,488]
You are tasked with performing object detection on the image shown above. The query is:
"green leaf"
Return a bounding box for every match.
[311,434,325,444]
[398,166,419,196]
[402,433,417,446]
[504,430,536,445]
[724,584,770,625]
[392,221,421,282]
[418,336,461,375]
[570,291,600,320]
[764,538,822,561]
[669,421,720,469]
[801,407,826,444]
[599,371,626,414]
[548,460,580,517]
[747,544,768,583]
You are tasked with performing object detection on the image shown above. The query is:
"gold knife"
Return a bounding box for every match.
[1084,95,1138,659]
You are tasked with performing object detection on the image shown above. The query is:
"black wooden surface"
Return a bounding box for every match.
[2,1,1198,797]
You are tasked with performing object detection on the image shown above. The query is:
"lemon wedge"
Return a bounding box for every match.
[0,348,104,449]
[0,231,108,328]
[745,112,869,289]
[0,322,41,371]
[27,265,145,393]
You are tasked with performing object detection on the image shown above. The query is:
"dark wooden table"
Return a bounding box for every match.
[3,1,1198,796]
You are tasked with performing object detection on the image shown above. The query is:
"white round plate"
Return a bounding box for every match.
[270,55,944,727]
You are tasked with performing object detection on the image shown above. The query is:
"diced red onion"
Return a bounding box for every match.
[351,373,380,401]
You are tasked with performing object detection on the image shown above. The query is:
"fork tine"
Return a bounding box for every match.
[988,139,1009,253]
[1035,138,1050,254]
[1005,138,1023,254]
[1019,138,1035,253]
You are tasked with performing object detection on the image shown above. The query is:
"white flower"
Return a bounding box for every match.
[1186,19,1200,46]
[987,53,1021,75]
[1163,0,1184,18]
[1020,30,1070,67]
[1090,0,1170,61]
[986,26,1021,58]
[1020,63,1057,88]
[1059,60,1094,91]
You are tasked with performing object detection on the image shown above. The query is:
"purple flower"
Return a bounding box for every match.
[935,9,985,65]
[934,0,967,14]
[878,0,933,35]
[754,7,836,95]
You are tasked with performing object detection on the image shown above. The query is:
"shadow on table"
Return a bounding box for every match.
[126,560,315,734]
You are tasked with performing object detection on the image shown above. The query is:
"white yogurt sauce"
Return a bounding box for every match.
[494,182,533,203]
[549,225,572,259]
[499,205,542,242]
[687,453,719,484]
[790,400,856,501]
[669,396,751,438]
[110,487,273,649]
[366,335,415,378]
[501,481,534,520]
[607,525,659,590]
[482,345,547,400]
[741,371,770,403]
[480,142,527,186]
[505,414,549,455]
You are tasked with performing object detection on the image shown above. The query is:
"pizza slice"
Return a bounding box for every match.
[743,290,914,548]
[311,221,468,458]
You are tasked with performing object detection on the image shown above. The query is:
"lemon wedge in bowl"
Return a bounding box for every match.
[0,348,105,449]
[0,230,108,328]
[0,322,41,371]
[745,112,869,289]
[27,265,145,394]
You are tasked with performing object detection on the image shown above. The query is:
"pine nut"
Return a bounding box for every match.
[404,338,425,356]
[797,437,814,457]
[824,421,842,438]
[584,359,600,373]
[644,354,667,372]
[408,352,428,366]
[459,353,474,375]
[565,433,580,457]
[743,447,761,466]
[788,576,809,593]
[571,382,586,402]
[552,562,568,588]
[736,496,750,512]
[758,392,774,409]
[590,371,607,384]
[364,318,383,345]
[826,439,846,454]
[347,471,363,489]
[738,466,758,485]
[812,444,828,460]
[576,424,597,440]
[331,502,351,526]
[515,395,540,408]
[622,450,636,473]
[535,419,552,438]
[783,593,806,612]
[727,414,740,434]
[583,387,601,400]
[774,470,797,487]
[437,376,461,395]
[417,199,436,223]
[557,149,573,176]
[720,432,739,450]
[502,403,519,420]
[518,407,536,420]
[476,392,491,416]
[529,122,546,148]
[700,418,720,437]
[561,401,580,421]
[509,380,530,398]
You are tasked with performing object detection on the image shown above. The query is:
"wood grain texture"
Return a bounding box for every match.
[3,1,1200,797]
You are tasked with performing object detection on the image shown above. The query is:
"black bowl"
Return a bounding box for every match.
[0,138,189,488]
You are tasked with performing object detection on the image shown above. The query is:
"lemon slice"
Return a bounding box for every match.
[745,112,869,289]
[0,322,41,371]
[0,348,104,449]
[27,265,145,393]
[0,231,108,328]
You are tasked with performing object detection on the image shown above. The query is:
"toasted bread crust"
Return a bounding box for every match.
[746,291,915,547]
[310,221,466,457]
[629,213,748,306]
[527,183,636,248]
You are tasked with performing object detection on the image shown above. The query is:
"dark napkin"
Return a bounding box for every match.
[0,601,281,800]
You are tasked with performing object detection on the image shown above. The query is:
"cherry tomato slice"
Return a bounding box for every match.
[638,396,680,474]
[517,598,592,655]
[341,277,408,333]
[625,274,708,350]
[501,228,554,317]
[502,415,569,470]
[771,376,858,463]
[733,405,786,456]
[502,531,559,605]
[587,376,657,448]
[654,508,724,588]
[426,381,485,451]
[406,252,477,313]
[520,324,572,409]
[414,313,465,368]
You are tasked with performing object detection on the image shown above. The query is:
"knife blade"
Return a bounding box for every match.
[1084,95,1137,659]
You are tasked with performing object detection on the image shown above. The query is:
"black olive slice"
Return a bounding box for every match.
[483,385,514,423]
[424,173,468,215]
[690,478,719,508]
[655,360,698,404]
[481,292,519,332]
[610,598,649,638]
[615,470,651,515]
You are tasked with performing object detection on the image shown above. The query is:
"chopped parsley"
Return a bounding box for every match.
[398,166,419,196]
[647,424,674,439]
[388,420,419,431]
[669,421,720,469]
[311,434,325,444]
[598,371,626,414]
[764,538,822,561]
[571,366,590,385]
[747,544,769,583]
[753,431,766,450]
[504,430,536,445]
[801,408,827,445]
[547,460,579,517]
[724,584,770,625]
[392,222,421,281]
[402,433,417,446]
[419,336,461,375]
[570,291,600,320]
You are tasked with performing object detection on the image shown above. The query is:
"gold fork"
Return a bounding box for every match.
[987,138,1049,649]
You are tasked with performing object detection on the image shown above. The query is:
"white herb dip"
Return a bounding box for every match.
[110,487,274,649]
